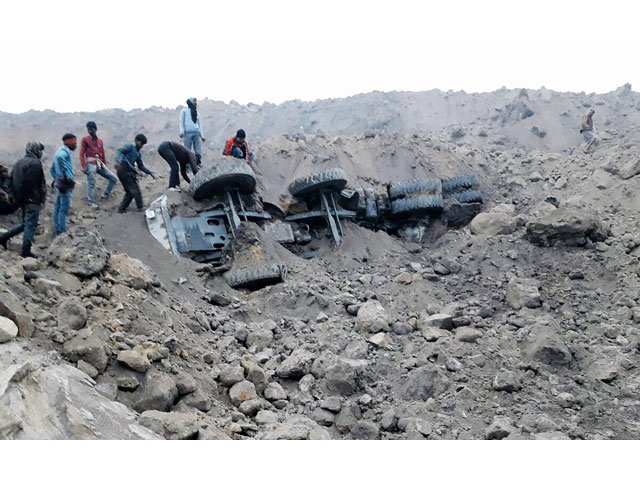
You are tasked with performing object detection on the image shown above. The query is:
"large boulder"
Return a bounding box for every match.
[399,365,450,401]
[57,297,87,330]
[0,316,18,343]
[138,411,200,440]
[524,324,573,367]
[355,300,390,333]
[470,205,517,236]
[0,345,159,439]
[506,277,542,310]
[133,371,179,413]
[62,329,109,373]
[276,349,315,379]
[47,229,110,278]
[108,253,160,290]
[526,207,608,247]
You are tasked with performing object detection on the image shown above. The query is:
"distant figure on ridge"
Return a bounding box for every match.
[157,140,199,192]
[179,98,205,166]
[114,134,155,213]
[0,142,46,257]
[80,121,117,208]
[580,108,598,154]
[223,129,254,164]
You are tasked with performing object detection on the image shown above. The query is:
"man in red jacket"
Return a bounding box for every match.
[80,121,117,208]
[223,129,254,164]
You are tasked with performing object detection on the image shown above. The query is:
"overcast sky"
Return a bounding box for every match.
[1,0,638,113]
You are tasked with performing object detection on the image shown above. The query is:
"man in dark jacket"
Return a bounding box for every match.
[0,142,46,257]
[115,134,156,213]
[0,164,17,214]
[157,141,199,191]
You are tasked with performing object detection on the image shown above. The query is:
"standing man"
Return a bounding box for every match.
[223,129,254,164]
[115,134,155,213]
[0,164,17,214]
[80,121,117,208]
[580,108,598,154]
[157,141,199,191]
[179,97,205,166]
[51,134,77,236]
[0,142,46,257]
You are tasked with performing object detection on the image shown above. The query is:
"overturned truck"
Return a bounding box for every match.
[145,159,483,288]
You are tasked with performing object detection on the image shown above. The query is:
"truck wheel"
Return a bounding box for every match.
[190,160,256,201]
[288,168,348,198]
[223,264,286,290]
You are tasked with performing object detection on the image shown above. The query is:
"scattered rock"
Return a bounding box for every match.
[138,411,199,440]
[117,349,152,373]
[0,316,18,343]
[506,277,542,309]
[355,300,390,333]
[229,380,258,407]
[276,349,314,379]
[108,253,160,290]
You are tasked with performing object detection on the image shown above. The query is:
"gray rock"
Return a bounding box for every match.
[180,389,213,412]
[57,297,87,330]
[246,329,274,351]
[219,364,245,386]
[47,230,110,278]
[320,396,342,413]
[117,375,140,392]
[63,329,109,372]
[507,277,542,309]
[32,278,62,295]
[368,332,394,350]
[276,349,314,379]
[138,411,200,440]
[399,365,450,401]
[76,360,99,379]
[335,406,360,434]
[588,360,619,383]
[117,349,151,373]
[485,417,515,440]
[445,357,463,372]
[525,325,572,367]
[422,327,450,342]
[325,361,358,395]
[393,272,413,285]
[418,312,454,330]
[311,408,335,427]
[470,210,517,236]
[239,398,269,417]
[380,409,398,431]
[492,369,521,392]
[0,316,18,343]
[0,284,34,337]
[133,372,178,413]
[175,372,197,395]
[263,382,288,408]
[229,380,258,407]
[355,300,390,333]
[255,410,279,425]
[526,207,608,247]
[350,420,379,439]
[108,253,160,290]
[455,327,483,343]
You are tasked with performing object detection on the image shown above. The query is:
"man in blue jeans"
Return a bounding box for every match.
[179,97,205,165]
[0,142,47,257]
[51,134,77,236]
[80,121,117,208]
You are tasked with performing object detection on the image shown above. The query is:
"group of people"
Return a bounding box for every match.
[0,97,254,257]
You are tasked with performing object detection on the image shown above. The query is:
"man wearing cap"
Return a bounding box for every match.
[114,134,156,213]
[80,121,117,208]
[179,97,205,165]
[0,142,47,257]
[51,134,77,236]
[223,129,254,164]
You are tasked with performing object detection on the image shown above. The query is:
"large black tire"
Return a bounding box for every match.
[190,160,256,201]
[390,195,444,216]
[288,168,348,198]
[388,178,442,199]
[449,190,483,204]
[223,264,286,290]
[441,175,479,194]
